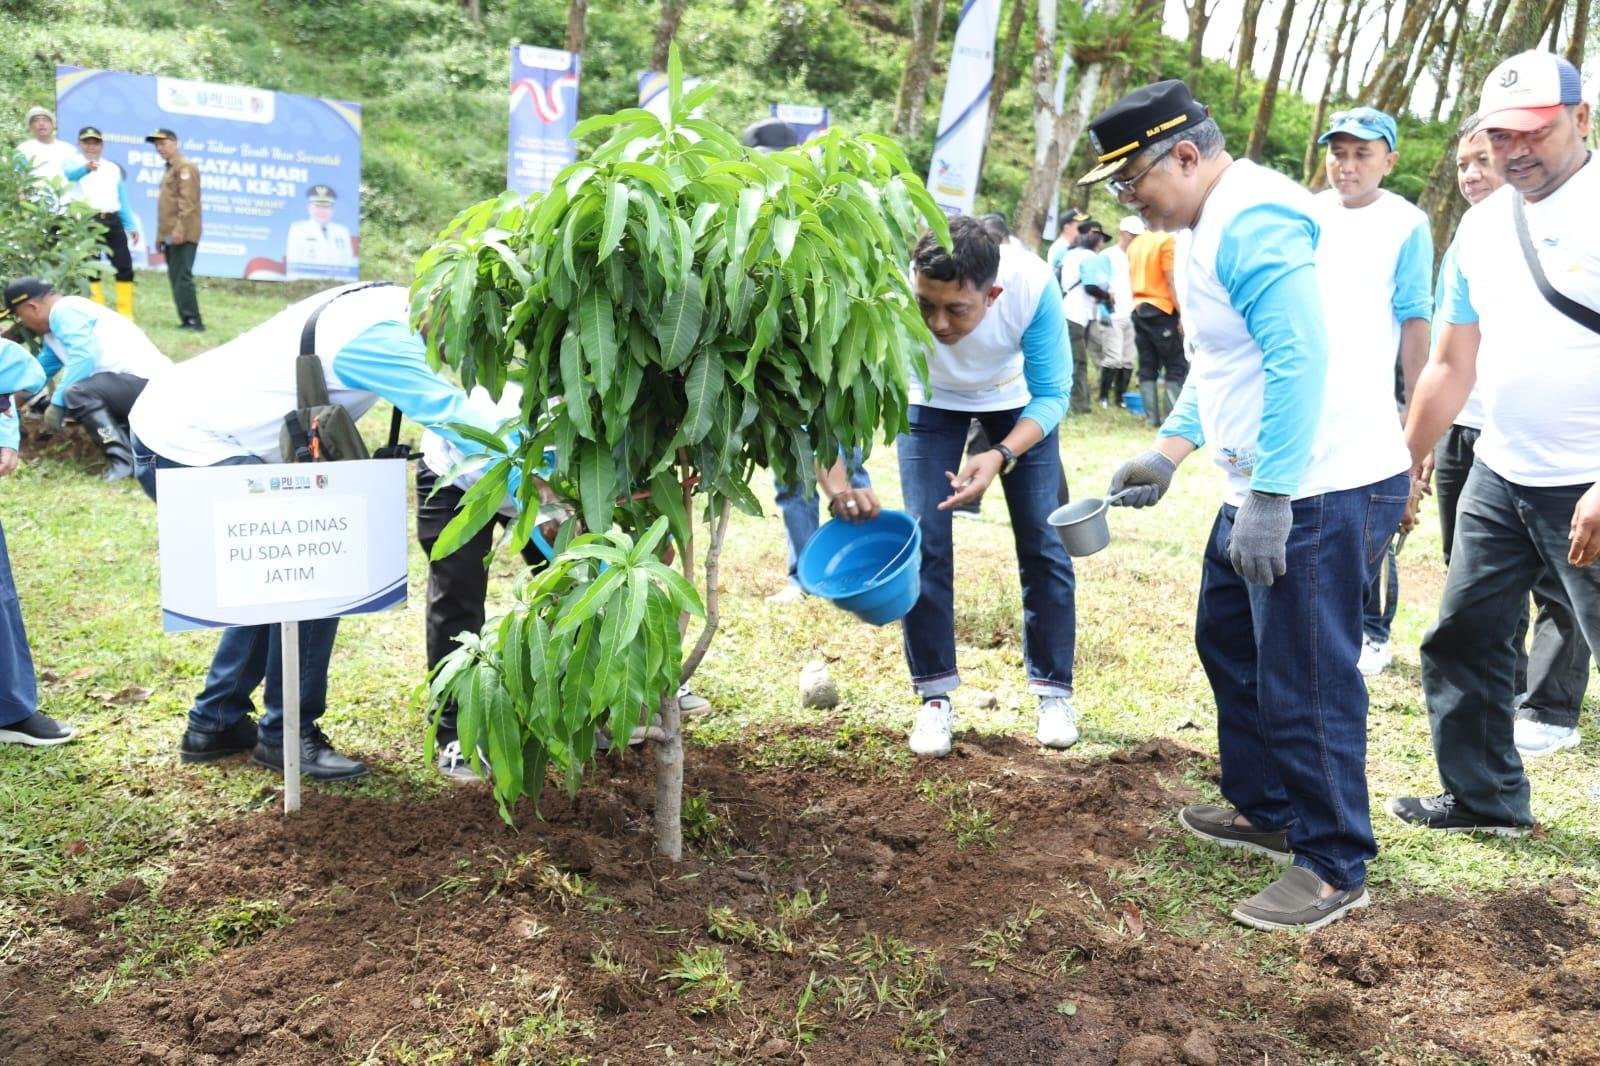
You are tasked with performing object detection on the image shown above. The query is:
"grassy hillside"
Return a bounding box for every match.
[2,0,1458,284]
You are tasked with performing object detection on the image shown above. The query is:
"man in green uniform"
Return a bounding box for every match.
[146,128,204,331]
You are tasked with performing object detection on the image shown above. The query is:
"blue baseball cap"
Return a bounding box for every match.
[1319,107,1399,151]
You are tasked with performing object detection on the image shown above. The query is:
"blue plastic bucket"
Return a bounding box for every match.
[1122,391,1144,415]
[797,509,922,626]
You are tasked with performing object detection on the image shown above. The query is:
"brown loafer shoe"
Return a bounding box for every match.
[1231,866,1368,932]
[1178,804,1291,863]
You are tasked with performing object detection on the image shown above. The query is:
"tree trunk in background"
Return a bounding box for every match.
[1569,0,1591,66]
[981,0,1033,180]
[1418,0,1546,264]
[1232,0,1267,110]
[565,0,589,54]
[1335,0,1366,97]
[1291,0,1329,96]
[1357,1,1433,115]
[1246,0,1296,163]
[894,0,949,137]
[1537,0,1565,47]
[1304,0,1355,184]
[1015,0,1062,248]
[1430,0,1466,124]
[461,0,481,24]
[1182,0,1217,82]
[651,0,688,71]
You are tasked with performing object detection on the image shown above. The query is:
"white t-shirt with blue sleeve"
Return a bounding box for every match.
[1161,159,1407,505]
[0,338,48,453]
[1440,154,1600,486]
[909,242,1071,435]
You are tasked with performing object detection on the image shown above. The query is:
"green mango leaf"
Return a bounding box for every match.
[682,348,722,445]
[597,181,628,264]
[579,287,617,397]
[655,274,703,370]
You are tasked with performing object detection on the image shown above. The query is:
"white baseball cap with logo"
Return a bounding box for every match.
[1476,50,1584,132]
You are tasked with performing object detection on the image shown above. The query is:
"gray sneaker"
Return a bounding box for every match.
[1231,866,1368,932]
[1178,804,1291,863]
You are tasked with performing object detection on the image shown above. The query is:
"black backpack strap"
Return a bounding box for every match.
[297,281,399,407]
[1513,193,1600,336]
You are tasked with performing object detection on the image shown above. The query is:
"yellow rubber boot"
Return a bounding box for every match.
[115,280,135,320]
[89,280,106,305]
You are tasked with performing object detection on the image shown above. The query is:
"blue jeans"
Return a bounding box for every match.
[1361,546,1399,644]
[1196,474,1409,890]
[896,405,1075,697]
[133,437,340,743]
[0,520,39,728]
[774,450,871,586]
[1421,460,1600,826]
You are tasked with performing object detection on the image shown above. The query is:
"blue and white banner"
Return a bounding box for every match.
[55,66,361,282]
[771,103,830,142]
[508,44,580,196]
[928,0,1000,217]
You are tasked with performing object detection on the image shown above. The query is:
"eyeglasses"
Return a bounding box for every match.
[1109,145,1174,198]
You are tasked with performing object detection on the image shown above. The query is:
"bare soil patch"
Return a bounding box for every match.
[3,732,1595,1064]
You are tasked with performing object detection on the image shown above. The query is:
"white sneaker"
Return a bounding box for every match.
[1514,717,1579,758]
[1036,695,1079,749]
[1357,638,1391,677]
[677,685,710,714]
[909,699,953,758]
[766,583,807,605]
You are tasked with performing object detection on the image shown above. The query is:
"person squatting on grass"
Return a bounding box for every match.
[1307,106,1434,679]
[127,282,512,783]
[0,336,74,747]
[1088,79,1409,932]
[901,215,1078,759]
[1390,51,1600,836]
[1,278,171,482]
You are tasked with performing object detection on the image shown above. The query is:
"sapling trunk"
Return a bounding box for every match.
[654,498,731,860]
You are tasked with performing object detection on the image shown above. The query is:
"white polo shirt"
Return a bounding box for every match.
[1441,154,1600,486]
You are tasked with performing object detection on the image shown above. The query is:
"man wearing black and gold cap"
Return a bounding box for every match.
[74,126,140,319]
[146,128,204,331]
[1085,81,1409,932]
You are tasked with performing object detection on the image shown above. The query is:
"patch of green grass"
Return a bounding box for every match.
[915,778,1010,850]
[964,903,1045,975]
[658,945,742,1016]
[894,1007,950,1063]
[203,896,291,947]
[488,985,593,1066]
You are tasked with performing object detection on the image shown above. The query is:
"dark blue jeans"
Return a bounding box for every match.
[1361,546,1399,644]
[896,405,1075,698]
[1435,424,1590,724]
[775,451,871,587]
[0,520,39,728]
[1196,474,1409,890]
[133,437,339,743]
[1421,460,1600,826]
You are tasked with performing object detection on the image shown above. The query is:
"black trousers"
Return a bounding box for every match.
[94,213,135,282]
[61,370,146,426]
[1132,303,1188,385]
[415,466,547,738]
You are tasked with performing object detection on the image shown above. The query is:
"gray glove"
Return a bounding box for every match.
[1228,491,1292,586]
[1108,449,1177,508]
[42,404,66,434]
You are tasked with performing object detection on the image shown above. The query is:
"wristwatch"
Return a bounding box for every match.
[990,444,1017,476]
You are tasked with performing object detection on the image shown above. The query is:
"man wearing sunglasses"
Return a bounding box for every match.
[1391,51,1600,836]
[1088,80,1408,932]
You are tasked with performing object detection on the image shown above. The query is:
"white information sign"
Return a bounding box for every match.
[156,460,408,632]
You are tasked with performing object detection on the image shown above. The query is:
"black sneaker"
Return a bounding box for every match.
[0,711,75,746]
[1178,804,1291,862]
[1385,792,1532,837]
[251,727,368,782]
[179,717,259,763]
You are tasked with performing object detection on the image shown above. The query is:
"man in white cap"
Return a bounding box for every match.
[1391,51,1600,836]
[13,107,81,209]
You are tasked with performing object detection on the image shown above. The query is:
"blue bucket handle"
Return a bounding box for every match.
[859,516,920,589]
